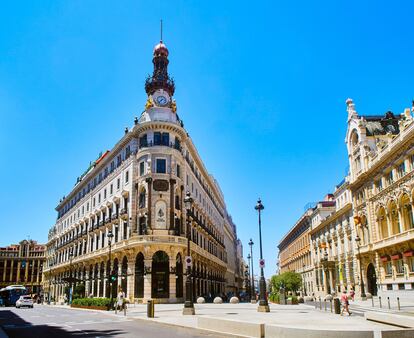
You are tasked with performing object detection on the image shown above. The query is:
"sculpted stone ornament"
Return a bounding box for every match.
[145,97,154,110]
[171,100,177,113]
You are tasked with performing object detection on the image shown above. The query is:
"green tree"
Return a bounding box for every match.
[270,271,302,293]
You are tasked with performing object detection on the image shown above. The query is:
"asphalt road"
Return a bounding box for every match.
[0,305,233,338]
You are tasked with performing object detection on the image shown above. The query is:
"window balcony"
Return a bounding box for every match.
[111,214,118,221]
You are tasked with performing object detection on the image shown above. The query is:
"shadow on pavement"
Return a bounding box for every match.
[0,309,125,338]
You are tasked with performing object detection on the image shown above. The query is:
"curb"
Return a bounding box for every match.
[130,317,247,338]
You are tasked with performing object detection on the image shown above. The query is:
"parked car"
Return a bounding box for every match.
[16,295,33,308]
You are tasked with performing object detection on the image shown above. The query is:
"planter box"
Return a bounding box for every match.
[71,304,109,311]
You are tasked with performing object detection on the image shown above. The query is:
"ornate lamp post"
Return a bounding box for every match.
[255,198,269,312]
[69,248,74,304]
[107,230,114,304]
[355,235,366,300]
[302,263,307,297]
[247,254,251,301]
[248,239,255,303]
[183,191,195,315]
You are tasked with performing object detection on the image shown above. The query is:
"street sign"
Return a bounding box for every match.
[259,259,265,268]
[185,256,192,267]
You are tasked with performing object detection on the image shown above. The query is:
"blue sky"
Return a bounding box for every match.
[1,1,413,278]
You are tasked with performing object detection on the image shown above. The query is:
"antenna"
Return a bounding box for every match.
[160,19,163,42]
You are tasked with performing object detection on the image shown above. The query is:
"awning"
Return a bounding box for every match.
[391,253,402,260]
[380,255,390,262]
[403,250,414,257]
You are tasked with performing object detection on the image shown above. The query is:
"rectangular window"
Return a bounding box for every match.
[396,259,404,274]
[117,178,120,190]
[161,132,169,146]
[125,145,131,158]
[376,179,382,192]
[104,189,107,199]
[98,194,101,203]
[177,164,181,178]
[125,171,129,183]
[387,171,394,185]
[140,161,145,176]
[398,162,405,178]
[117,155,122,167]
[93,198,96,207]
[156,159,166,173]
[110,161,115,172]
[139,135,148,148]
[154,132,161,145]
[385,261,393,275]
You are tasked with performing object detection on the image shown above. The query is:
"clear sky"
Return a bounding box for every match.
[1,1,413,278]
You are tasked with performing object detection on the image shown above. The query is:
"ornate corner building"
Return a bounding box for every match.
[278,99,414,299]
[346,99,414,297]
[43,40,243,303]
[0,240,45,294]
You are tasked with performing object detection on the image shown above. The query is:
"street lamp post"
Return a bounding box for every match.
[255,198,269,312]
[107,230,114,305]
[69,249,74,304]
[355,235,366,300]
[302,263,307,297]
[183,191,195,315]
[247,254,251,302]
[248,239,255,303]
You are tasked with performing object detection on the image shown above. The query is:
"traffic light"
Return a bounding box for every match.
[110,271,117,282]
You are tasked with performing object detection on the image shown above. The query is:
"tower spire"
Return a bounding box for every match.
[160,19,163,42]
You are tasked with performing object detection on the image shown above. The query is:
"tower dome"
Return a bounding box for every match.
[153,41,169,57]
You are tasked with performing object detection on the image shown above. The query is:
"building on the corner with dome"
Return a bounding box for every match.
[42,39,244,303]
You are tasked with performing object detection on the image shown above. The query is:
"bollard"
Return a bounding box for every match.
[387,297,390,310]
[371,297,374,307]
[330,299,333,312]
[319,297,322,310]
[147,299,154,318]
[324,300,327,311]
[333,298,341,314]
[397,297,400,311]
[379,296,382,308]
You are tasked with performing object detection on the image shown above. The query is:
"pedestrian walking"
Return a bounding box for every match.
[349,288,355,302]
[340,290,351,316]
[116,287,125,312]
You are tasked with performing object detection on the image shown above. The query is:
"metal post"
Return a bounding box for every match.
[248,239,255,303]
[397,297,400,311]
[379,296,382,308]
[387,297,390,310]
[324,300,327,311]
[355,236,366,299]
[319,296,322,310]
[183,192,195,315]
[255,199,269,312]
[371,297,374,307]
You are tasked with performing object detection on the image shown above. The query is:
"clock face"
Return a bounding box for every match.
[156,95,168,106]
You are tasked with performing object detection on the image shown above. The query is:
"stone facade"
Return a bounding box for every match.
[346,99,414,298]
[0,240,45,294]
[42,40,243,303]
[278,98,414,299]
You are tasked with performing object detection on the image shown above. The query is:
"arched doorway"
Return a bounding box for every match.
[121,256,128,295]
[367,263,377,296]
[176,254,183,298]
[152,251,169,298]
[135,253,144,298]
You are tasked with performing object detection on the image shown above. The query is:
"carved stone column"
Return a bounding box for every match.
[169,257,177,301]
[146,178,153,231]
[127,259,135,301]
[169,179,176,232]
[143,258,152,302]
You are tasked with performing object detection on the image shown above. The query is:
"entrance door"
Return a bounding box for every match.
[151,251,169,298]
[367,263,377,296]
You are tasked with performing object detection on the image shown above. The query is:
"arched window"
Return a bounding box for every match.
[378,207,388,239]
[401,194,414,231]
[389,201,400,235]
[134,253,144,298]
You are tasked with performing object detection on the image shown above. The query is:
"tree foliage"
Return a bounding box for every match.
[270,271,302,293]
